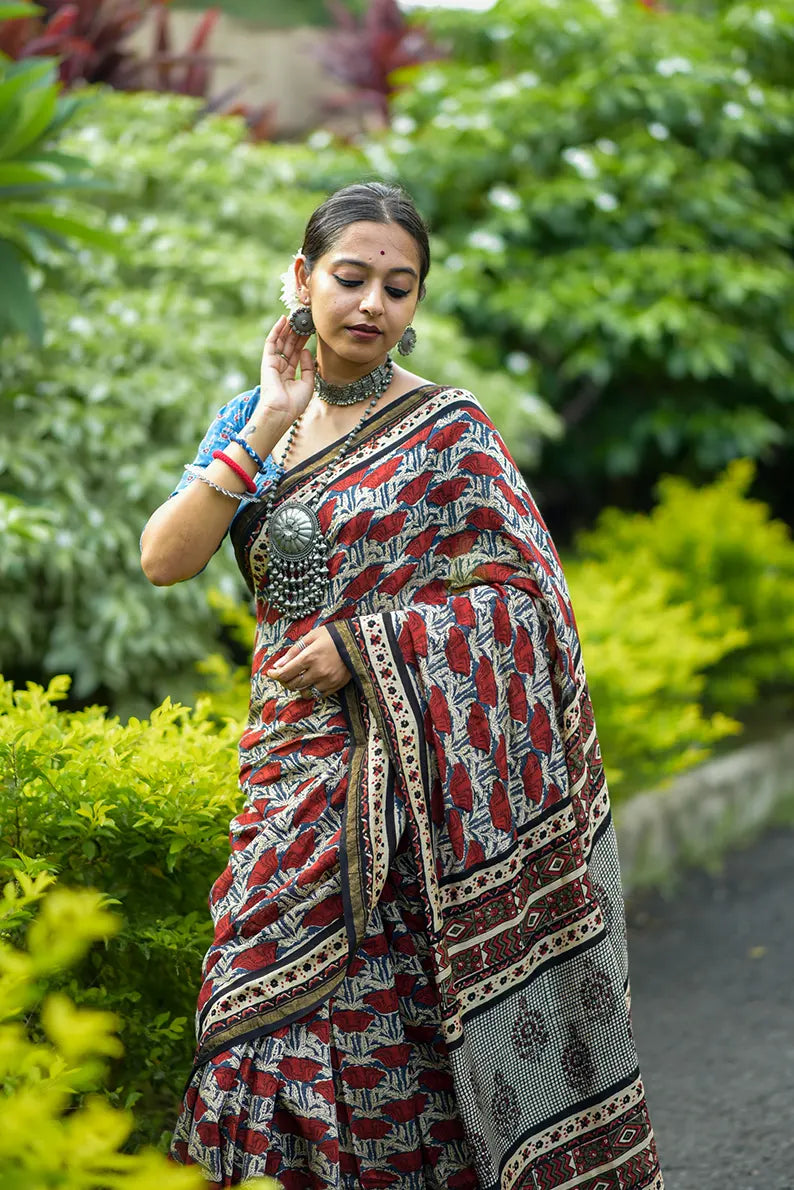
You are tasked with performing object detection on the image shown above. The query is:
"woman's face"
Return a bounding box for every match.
[296,220,422,371]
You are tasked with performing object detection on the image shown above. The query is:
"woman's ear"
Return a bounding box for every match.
[295,255,311,304]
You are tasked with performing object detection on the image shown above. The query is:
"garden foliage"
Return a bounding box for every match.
[0,37,116,344]
[0,89,558,708]
[378,0,794,527]
[0,675,241,1145]
[0,869,207,1188]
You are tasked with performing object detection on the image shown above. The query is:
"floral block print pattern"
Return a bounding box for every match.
[170,383,663,1189]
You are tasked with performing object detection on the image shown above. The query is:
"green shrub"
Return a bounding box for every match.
[378,0,794,527]
[567,461,794,792]
[0,43,116,345]
[575,459,794,712]
[0,868,206,1188]
[0,676,241,1146]
[0,88,558,710]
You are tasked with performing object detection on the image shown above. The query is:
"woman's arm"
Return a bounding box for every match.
[140,315,314,587]
[140,424,287,586]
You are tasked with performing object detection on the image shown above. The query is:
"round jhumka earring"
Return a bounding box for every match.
[289,306,315,336]
[397,325,417,356]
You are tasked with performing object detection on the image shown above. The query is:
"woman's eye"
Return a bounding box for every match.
[334,276,361,287]
[386,287,410,299]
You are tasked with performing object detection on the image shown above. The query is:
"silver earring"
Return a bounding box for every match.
[289,306,315,335]
[397,325,417,356]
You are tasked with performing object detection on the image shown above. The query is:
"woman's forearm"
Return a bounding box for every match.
[140,419,289,587]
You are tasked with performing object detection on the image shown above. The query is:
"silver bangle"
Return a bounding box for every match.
[183,463,258,504]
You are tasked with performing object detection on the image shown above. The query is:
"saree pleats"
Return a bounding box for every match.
[171,383,663,1188]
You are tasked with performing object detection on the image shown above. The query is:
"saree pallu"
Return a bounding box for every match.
[170,382,663,1189]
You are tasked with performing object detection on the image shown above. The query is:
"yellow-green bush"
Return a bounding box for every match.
[567,461,794,792]
[0,870,205,1189]
[0,678,241,1145]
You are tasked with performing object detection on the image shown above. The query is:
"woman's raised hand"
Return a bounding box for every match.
[256,314,315,422]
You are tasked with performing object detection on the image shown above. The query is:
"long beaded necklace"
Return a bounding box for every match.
[262,355,394,617]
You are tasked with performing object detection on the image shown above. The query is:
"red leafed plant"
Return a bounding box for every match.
[319,0,444,125]
[0,0,222,97]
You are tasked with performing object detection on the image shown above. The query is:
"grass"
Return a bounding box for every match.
[174,0,367,26]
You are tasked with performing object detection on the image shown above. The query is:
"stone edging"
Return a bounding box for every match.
[614,730,794,897]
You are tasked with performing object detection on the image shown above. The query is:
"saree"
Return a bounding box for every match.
[170,381,664,1190]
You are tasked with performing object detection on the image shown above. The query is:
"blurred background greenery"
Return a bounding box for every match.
[1,0,793,1175]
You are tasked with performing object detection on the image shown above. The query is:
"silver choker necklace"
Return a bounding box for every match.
[314,356,393,406]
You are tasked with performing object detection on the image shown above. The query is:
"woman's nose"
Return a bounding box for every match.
[359,285,384,316]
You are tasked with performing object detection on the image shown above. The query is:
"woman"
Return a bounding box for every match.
[141,182,663,1190]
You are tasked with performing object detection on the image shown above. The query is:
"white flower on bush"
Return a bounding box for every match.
[488,184,521,211]
[723,101,745,120]
[279,253,303,314]
[648,122,670,141]
[594,192,619,212]
[467,229,505,253]
[561,146,599,178]
[656,57,692,76]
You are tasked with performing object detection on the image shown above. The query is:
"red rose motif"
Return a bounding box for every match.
[340,1065,386,1089]
[507,672,528,722]
[493,599,513,646]
[530,703,553,754]
[447,808,465,860]
[428,477,470,505]
[436,529,479,558]
[429,685,452,734]
[381,562,418,596]
[460,451,502,477]
[332,1009,375,1033]
[475,655,498,706]
[281,829,316,871]
[337,510,375,545]
[361,456,402,488]
[466,508,504,534]
[348,1116,393,1142]
[367,510,408,542]
[450,763,473,811]
[467,703,491,751]
[427,422,468,452]
[514,625,535,674]
[452,596,476,626]
[343,564,385,601]
[303,893,343,930]
[523,753,544,805]
[399,471,433,505]
[406,526,437,557]
[445,625,471,674]
[489,779,512,833]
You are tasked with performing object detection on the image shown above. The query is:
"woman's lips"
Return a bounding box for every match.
[346,325,381,340]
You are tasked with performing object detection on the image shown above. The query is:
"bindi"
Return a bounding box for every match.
[380,250,385,255]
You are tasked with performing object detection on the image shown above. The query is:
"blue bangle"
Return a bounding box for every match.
[230,434,267,471]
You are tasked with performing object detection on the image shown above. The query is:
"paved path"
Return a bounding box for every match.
[626,826,794,1189]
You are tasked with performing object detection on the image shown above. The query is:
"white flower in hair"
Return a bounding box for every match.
[279,253,303,313]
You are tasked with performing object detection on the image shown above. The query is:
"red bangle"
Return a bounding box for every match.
[212,450,257,494]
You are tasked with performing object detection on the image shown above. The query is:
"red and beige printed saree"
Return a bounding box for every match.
[170,381,664,1190]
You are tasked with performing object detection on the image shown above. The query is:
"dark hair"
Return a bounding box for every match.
[301,181,430,298]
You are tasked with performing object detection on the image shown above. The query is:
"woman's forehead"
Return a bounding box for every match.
[324,220,421,269]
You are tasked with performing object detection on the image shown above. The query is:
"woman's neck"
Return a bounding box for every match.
[314,341,389,387]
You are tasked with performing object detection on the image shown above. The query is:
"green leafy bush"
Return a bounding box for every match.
[0,43,115,345]
[0,676,241,1146]
[0,869,206,1188]
[566,461,794,791]
[0,88,558,710]
[377,0,794,528]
